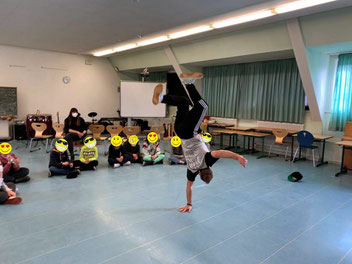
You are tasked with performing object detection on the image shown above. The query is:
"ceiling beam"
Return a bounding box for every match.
[287,18,321,121]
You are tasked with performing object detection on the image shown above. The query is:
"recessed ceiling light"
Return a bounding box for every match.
[113,43,137,52]
[169,25,213,39]
[137,36,170,46]
[93,49,115,57]
[274,0,337,14]
[212,10,274,29]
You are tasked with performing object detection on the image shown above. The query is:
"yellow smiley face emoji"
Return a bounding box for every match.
[111,135,122,147]
[0,142,12,154]
[55,139,68,152]
[171,136,181,147]
[129,135,139,146]
[84,136,97,148]
[201,132,212,143]
[147,132,158,143]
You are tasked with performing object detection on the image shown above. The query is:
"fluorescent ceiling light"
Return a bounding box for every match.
[93,49,115,57]
[113,43,137,52]
[275,0,337,14]
[212,10,274,29]
[169,25,213,39]
[137,36,169,46]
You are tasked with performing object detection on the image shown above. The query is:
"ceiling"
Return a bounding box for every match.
[0,0,269,54]
[0,0,351,55]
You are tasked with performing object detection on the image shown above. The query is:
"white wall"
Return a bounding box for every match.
[0,45,119,122]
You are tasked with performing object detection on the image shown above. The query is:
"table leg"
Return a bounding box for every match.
[220,133,223,149]
[242,135,246,154]
[317,139,328,167]
[291,136,294,160]
[235,134,238,153]
[257,137,268,159]
[336,145,348,176]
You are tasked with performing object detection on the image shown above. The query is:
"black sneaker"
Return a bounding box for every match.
[15,176,30,183]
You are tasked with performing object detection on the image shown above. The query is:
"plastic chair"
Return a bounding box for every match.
[268,129,290,160]
[29,122,52,152]
[292,130,319,167]
[48,123,64,152]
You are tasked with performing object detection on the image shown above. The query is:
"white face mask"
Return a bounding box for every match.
[72,112,78,118]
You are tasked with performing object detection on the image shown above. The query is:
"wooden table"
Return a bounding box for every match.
[213,129,271,159]
[213,129,238,150]
[226,127,253,131]
[252,127,300,160]
[208,123,235,128]
[335,141,352,176]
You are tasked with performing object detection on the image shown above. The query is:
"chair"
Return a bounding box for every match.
[104,125,123,155]
[123,126,141,138]
[29,122,53,152]
[106,125,123,138]
[88,124,107,141]
[48,123,64,152]
[200,122,208,132]
[150,126,164,139]
[292,130,319,167]
[268,129,290,160]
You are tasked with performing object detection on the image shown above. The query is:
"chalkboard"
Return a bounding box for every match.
[0,87,17,116]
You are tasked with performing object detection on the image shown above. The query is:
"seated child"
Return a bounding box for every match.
[48,139,79,178]
[169,145,186,165]
[108,143,131,168]
[142,135,165,166]
[123,137,142,163]
[0,163,22,205]
[0,152,30,183]
[73,136,99,171]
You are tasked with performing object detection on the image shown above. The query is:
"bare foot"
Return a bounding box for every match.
[180,72,203,79]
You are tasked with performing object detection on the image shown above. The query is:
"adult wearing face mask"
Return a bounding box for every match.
[64,108,87,161]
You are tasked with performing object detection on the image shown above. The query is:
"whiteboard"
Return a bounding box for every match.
[120,81,166,117]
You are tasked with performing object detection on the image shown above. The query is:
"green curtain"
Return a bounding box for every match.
[203,58,305,123]
[139,71,168,83]
[329,53,352,131]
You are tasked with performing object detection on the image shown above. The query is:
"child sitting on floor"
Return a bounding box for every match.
[142,135,165,166]
[169,145,186,165]
[48,139,79,178]
[0,163,22,205]
[73,136,99,171]
[123,136,142,163]
[0,152,30,183]
[108,142,131,168]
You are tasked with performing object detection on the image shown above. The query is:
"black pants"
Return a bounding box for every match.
[65,133,86,160]
[0,182,16,204]
[73,160,98,171]
[161,84,208,139]
[4,167,29,183]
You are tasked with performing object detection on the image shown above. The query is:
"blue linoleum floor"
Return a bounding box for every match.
[1,141,352,264]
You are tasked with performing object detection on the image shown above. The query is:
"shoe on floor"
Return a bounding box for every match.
[124,161,131,166]
[66,171,78,179]
[152,84,163,105]
[15,176,30,183]
[113,163,121,168]
[48,171,52,177]
[4,196,22,205]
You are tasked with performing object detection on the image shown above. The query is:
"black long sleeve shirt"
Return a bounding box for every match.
[49,150,70,168]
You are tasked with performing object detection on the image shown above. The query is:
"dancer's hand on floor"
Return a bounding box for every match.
[238,155,248,168]
[178,205,192,213]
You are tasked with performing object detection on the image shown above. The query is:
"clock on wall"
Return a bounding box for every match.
[62,76,71,84]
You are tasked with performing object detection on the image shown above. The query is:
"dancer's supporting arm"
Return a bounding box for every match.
[178,180,194,213]
[210,150,248,168]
